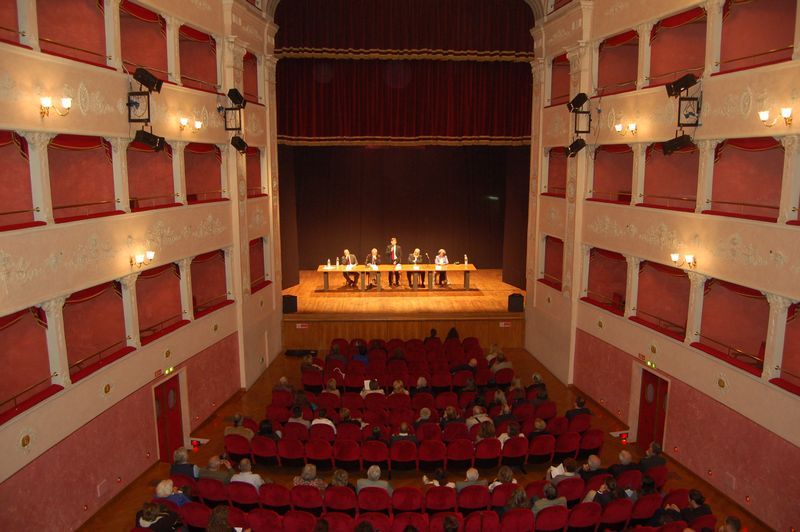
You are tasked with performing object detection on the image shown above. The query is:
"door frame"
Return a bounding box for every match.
[151,368,192,461]
[626,361,671,446]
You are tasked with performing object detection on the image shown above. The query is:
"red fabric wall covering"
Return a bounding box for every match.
[127,143,175,210]
[48,136,116,221]
[0,134,34,227]
[179,28,217,91]
[120,2,168,80]
[545,148,567,195]
[649,10,706,85]
[0,310,50,409]
[586,249,627,314]
[135,268,183,339]
[542,236,563,289]
[37,0,107,65]
[191,251,228,313]
[63,287,126,375]
[246,148,263,196]
[276,59,532,144]
[185,148,222,203]
[573,329,632,422]
[719,0,795,73]
[185,334,240,430]
[249,238,266,286]
[597,32,639,95]
[243,51,259,101]
[550,54,571,106]
[635,262,690,338]
[0,1,19,44]
[274,0,534,61]
[591,147,633,203]
[641,144,698,211]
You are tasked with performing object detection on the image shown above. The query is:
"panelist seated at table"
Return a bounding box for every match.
[364,248,381,288]
[341,249,359,288]
[386,237,403,287]
[406,248,428,288]
[434,249,449,286]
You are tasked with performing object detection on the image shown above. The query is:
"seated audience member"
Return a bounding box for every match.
[357,465,393,495]
[412,376,432,396]
[301,353,323,373]
[440,406,465,428]
[489,389,508,408]
[361,379,385,398]
[339,407,362,427]
[207,506,235,532]
[352,346,369,366]
[294,464,327,491]
[609,449,638,478]
[462,377,477,392]
[579,454,607,482]
[664,489,712,523]
[456,468,488,492]
[532,482,567,515]
[329,468,356,491]
[442,515,460,532]
[493,403,516,427]
[391,422,418,445]
[224,413,255,441]
[170,446,199,479]
[391,379,410,395]
[199,455,235,483]
[486,344,502,364]
[506,378,526,404]
[273,376,295,393]
[636,475,658,500]
[720,516,743,532]
[258,419,282,440]
[475,420,496,443]
[466,406,492,429]
[582,477,622,507]
[498,422,525,448]
[154,479,191,507]
[354,522,374,532]
[388,348,406,361]
[365,426,385,442]
[489,465,518,491]
[445,327,459,340]
[528,418,548,440]
[450,358,478,375]
[424,328,439,343]
[311,408,337,433]
[565,396,591,421]
[532,388,550,407]
[526,372,547,394]
[423,468,456,489]
[490,352,513,374]
[327,344,347,365]
[135,502,181,531]
[547,458,580,485]
[324,379,341,397]
[287,406,311,428]
[415,407,432,428]
[293,391,315,410]
[231,458,267,489]
[503,487,532,517]
[639,441,666,472]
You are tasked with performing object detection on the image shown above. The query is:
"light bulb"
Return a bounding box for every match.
[61,97,72,109]
[628,122,637,133]
[145,250,155,261]
[758,110,770,122]
[670,253,680,263]
[194,120,203,130]
[134,254,145,265]
[781,108,792,119]
[614,123,623,133]
[40,96,52,108]
[179,117,189,127]
[685,254,695,265]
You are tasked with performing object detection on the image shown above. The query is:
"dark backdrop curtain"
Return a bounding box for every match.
[280,145,528,284]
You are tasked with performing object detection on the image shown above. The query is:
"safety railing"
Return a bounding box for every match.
[697,334,763,370]
[53,200,117,218]
[187,190,225,203]
[635,309,686,336]
[180,73,221,92]
[194,294,230,314]
[716,45,793,68]
[0,375,56,414]
[640,193,696,209]
[585,290,625,312]
[40,36,110,61]
[646,65,704,83]
[130,193,179,210]
[590,190,632,203]
[140,314,184,337]
[68,339,128,375]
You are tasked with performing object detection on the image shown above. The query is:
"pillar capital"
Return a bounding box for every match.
[19,131,55,150]
[119,272,140,289]
[38,295,67,316]
[686,271,708,287]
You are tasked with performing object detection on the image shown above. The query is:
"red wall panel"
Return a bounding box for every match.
[120,11,168,80]
[642,147,698,210]
[243,53,259,102]
[0,139,33,226]
[782,316,800,386]
[0,2,19,44]
[127,146,174,209]
[63,289,126,372]
[700,283,769,359]
[179,37,217,91]
[720,0,795,72]
[249,239,265,285]
[712,144,783,219]
[190,253,228,310]
[543,236,563,285]
[547,150,567,194]
[246,149,262,195]
[574,329,633,421]
[136,269,183,335]
[649,20,706,84]
[37,0,106,65]
[550,62,570,106]
[48,144,115,220]
[598,41,638,94]
[636,263,690,335]
[593,148,633,202]
[186,333,240,431]
[185,149,222,202]
[587,251,627,310]
[0,312,50,407]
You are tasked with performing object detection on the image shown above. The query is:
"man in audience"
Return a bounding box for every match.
[311,408,337,434]
[528,418,549,440]
[391,422,418,445]
[466,405,492,429]
[455,468,488,492]
[199,455,234,483]
[582,477,622,507]
[609,449,638,477]
[532,483,567,515]
[414,408,432,429]
[490,352,513,374]
[357,465,393,495]
[169,446,199,479]
[565,396,591,420]
[273,376,294,393]
[639,441,666,472]
[719,516,743,532]
[326,344,348,365]
[135,501,180,530]
[526,372,547,394]
[450,357,478,375]
[493,403,516,427]
[224,413,255,441]
[339,408,362,427]
[287,406,310,428]
[440,406,465,428]
[579,454,607,482]
[361,379,384,398]
[547,457,580,485]
[665,488,712,523]
[230,458,267,489]
[412,376,432,396]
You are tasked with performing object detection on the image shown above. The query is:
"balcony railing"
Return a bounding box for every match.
[195,294,230,314]
[635,309,686,337]
[40,36,111,61]
[122,60,170,78]
[187,190,226,203]
[716,45,793,68]
[0,207,40,218]
[705,198,779,220]
[140,314,185,338]
[640,193,696,209]
[543,185,566,197]
[585,290,625,313]
[68,339,128,375]
[0,375,56,414]
[596,79,637,95]
[647,65,704,83]
[247,186,267,197]
[0,25,25,38]
[590,190,632,203]
[697,333,763,371]
[180,74,221,91]
[130,193,179,210]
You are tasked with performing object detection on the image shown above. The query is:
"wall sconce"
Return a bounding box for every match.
[130,250,156,268]
[40,96,72,118]
[670,252,696,269]
[614,122,637,136]
[758,108,792,127]
[179,118,203,132]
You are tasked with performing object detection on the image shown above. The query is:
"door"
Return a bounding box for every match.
[636,369,669,449]
[154,375,183,463]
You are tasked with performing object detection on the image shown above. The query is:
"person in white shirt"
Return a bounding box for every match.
[498,422,526,448]
[434,249,449,286]
[488,465,518,492]
[361,379,385,398]
[466,406,492,429]
[230,458,267,490]
[311,409,337,434]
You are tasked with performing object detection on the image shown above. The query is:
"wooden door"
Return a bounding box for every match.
[154,375,183,462]
[637,369,669,448]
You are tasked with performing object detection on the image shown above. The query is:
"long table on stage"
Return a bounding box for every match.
[316,264,478,291]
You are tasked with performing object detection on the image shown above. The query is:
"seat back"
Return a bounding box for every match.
[535,401,558,420]
[282,422,310,441]
[309,423,336,442]
[617,468,643,490]
[356,512,393,530]
[567,413,592,433]
[291,484,324,511]
[259,483,291,510]
[502,436,529,457]
[556,476,585,504]
[321,512,355,532]
[282,510,317,530]
[425,485,457,512]
[429,512,464,532]
[464,510,499,531]
[490,482,517,509]
[392,511,429,532]
[228,481,259,505]
[600,497,633,527]
[691,514,718,530]
[358,487,392,513]
[224,434,252,456]
[417,423,442,442]
[535,504,569,531]
[195,478,227,504]
[662,488,689,509]
[442,423,469,442]
[324,486,357,513]
[631,493,663,520]
[567,501,602,527]
[501,508,535,531]
[457,484,490,511]
[247,508,282,531]
[181,502,211,528]
[645,465,668,489]
[392,486,424,512]
[336,423,363,442]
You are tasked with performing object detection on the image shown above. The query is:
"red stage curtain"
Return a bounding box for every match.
[277,59,532,144]
[274,0,534,62]
[0,131,28,159]
[651,7,706,41]
[50,134,112,161]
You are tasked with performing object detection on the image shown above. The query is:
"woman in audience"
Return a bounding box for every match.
[206,506,235,532]
[528,418,548,440]
[475,420,496,442]
[134,502,181,531]
[498,422,525,448]
[154,479,191,507]
[411,376,431,395]
[339,407,362,427]
[324,378,341,397]
[486,344,502,364]
[293,464,327,491]
[502,487,531,517]
[258,419,282,440]
[391,379,409,395]
[287,406,311,428]
[582,477,623,507]
[488,465,517,491]
[329,468,356,491]
[415,407,432,428]
[507,378,526,404]
[445,327,460,340]
[361,379,384,398]
[490,389,508,408]
[422,467,456,489]
[440,406,464,428]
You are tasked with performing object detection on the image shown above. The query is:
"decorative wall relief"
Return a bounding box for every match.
[711,233,787,268]
[588,215,636,238]
[638,223,681,250]
[604,1,631,17]
[245,114,265,136]
[0,71,18,102]
[188,0,212,11]
[75,82,115,116]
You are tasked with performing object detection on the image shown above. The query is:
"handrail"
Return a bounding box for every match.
[716,45,793,66]
[0,374,57,412]
[68,340,128,373]
[141,314,184,335]
[641,193,696,202]
[541,273,562,284]
[39,37,110,60]
[187,190,225,201]
[195,294,230,312]
[53,200,116,210]
[591,190,632,201]
[180,74,221,90]
[635,309,686,334]
[0,25,25,36]
[251,275,266,286]
[131,193,177,202]
[0,207,40,217]
[697,334,762,366]
[546,185,566,192]
[646,65,704,81]
[596,79,637,94]
[585,290,625,310]
[123,60,170,76]
[706,198,779,210]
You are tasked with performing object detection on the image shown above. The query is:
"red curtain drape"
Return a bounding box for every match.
[274,0,534,62]
[715,279,764,298]
[277,59,532,144]
[647,141,697,158]
[651,7,706,41]
[601,30,639,50]
[641,261,688,277]
[0,131,28,160]
[50,134,112,161]
[128,140,173,157]
[66,282,120,304]
[186,142,222,161]
[193,250,224,263]
[598,144,633,154]
[120,0,165,31]
[553,53,569,66]
[179,25,215,53]
[718,137,782,152]
[139,263,180,279]
[246,147,260,157]
[591,248,626,262]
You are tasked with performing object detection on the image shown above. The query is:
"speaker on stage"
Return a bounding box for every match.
[283,295,297,314]
[508,293,524,312]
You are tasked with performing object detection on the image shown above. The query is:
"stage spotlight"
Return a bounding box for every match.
[227,88,247,109]
[133,68,163,93]
[567,92,589,112]
[665,73,698,97]
[134,129,165,151]
[231,135,248,154]
[662,134,693,155]
[566,138,586,158]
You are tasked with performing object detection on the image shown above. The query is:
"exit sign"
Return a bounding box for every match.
[296,323,309,329]
[499,321,511,328]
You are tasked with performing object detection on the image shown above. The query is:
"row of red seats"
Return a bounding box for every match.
[329,336,483,356]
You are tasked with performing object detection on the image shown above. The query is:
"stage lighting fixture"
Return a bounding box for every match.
[231,135,248,154]
[665,73,698,97]
[133,68,163,93]
[662,134,693,155]
[566,138,586,158]
[227,88,247,109]
[134,128,165,151]
[567,92,589,112]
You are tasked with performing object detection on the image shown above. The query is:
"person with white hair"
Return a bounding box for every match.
[231,458,267,489]
[224,413,255,441]
[434,249,449,286]
[412,376,432,396]
[455,468,488,492]
[609,449,638,477]
[466,405,492,429]
[199,454,234,483]
[356,465,393,495]
[293,463,327,490]
[579,455,607,482]
[169,446,200,479]
[154,478,191,507]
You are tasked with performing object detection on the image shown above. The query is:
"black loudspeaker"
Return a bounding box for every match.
[508,293,524,312]
[283,295,297,314]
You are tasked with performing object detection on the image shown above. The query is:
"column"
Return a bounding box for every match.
[578,244,591,298]
[104,0,123,70]
[630,143,647,206]
[119,273,141,348]
[172,141,187,204]
[695,139,720,213]
[590,43,600,95]
[256,54,266,104]
[17,0,40,51]
[110,137,131,213]
[223,246,235,300]
[584,145,596,200]
[541,149,550,193]
[217,143,230,198]
[704,0,725,77]
[794,1,800,60]
[164,15,182,84]
[624,254,641,318]
[21,131,55,223]
[762,293,794,380]
[636,22,654,89]
[37,296,70,387]
[684,271,708,344]
[212,34,223,91]
[778,135,800,223]
[177,258,195,321]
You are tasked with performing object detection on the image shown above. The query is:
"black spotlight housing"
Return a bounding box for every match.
[665,73,698,97]
[567,92,589,112]
[662,134,693,155]
[133,68,163,93]
[134,129,165,151]
[566,138,586,158]
[227,88,246,109]
[231,135,248,154]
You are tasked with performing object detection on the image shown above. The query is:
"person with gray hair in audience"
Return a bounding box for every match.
[293,463,327,490]
[356,465,393,495]
[231,458,267,489]
[456,468,488,492]
[579,454,608,482]
[199,454,234,483]
[154,478,191,507]
[224,413,254,441]
[609,449,638,477]
[532,482,567,515]
[169,446,199,479]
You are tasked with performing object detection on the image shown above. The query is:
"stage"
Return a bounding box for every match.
[281,269,526,350]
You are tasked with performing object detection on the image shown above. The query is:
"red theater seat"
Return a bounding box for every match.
[501,508,535,530]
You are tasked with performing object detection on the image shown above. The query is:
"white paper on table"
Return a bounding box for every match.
[435,265,443,270]
[345,264,354,270]
[395,263,402,270]
[413,265,420,270]
[370,264,379,270]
